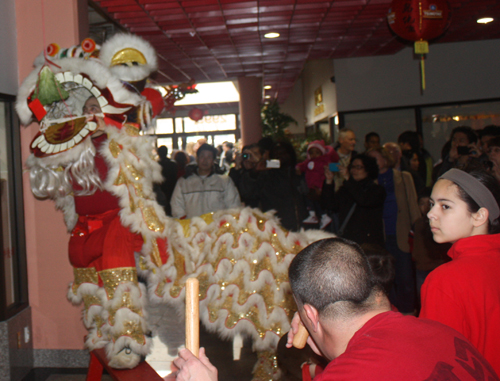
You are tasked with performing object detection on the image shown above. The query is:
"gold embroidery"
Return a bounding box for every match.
[83,295,101,310]
[72,267,98,294]
[132,181,145,198]
[94,315,105,338]
[99,268,138,300]
[177,218,191,237]
[140,203,165,232]
[112,320,146,345]
[124,124,140,137]
[169,246,186,298]
[124,159,144,181]
[150,238,163,268]
[198,272,210,300]
[108,291,144,326]
[113,170,127,186]
[109,140,121,158]
[138,256,149,271]
[253,351,279,381]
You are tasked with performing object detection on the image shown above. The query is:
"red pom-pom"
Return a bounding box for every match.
[46,43,60,57]
[81,38,96,53]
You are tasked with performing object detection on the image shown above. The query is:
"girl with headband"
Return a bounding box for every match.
[421,168,500,374]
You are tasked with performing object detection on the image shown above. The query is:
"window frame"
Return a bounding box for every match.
[0,93,28,321]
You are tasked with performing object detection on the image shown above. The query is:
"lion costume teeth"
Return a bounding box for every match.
[17,33,332,378]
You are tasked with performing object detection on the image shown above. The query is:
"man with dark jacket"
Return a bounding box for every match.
[157,145,178,216]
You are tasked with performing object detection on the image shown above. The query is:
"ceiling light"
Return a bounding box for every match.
[264,85,272,90]
[477,17,494,24]
[264,95,271,99]
[264,32,280,39]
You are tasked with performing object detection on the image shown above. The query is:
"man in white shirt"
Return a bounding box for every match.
[170,143,241,219]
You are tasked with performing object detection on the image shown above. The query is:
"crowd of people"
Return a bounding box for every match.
[155,126,500,380]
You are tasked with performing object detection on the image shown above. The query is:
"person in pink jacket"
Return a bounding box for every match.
[296,140,339,229]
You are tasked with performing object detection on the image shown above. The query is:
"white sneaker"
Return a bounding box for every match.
[320,214,332,229]
[303,213,319,224]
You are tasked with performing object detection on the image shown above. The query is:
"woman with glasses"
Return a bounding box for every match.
[322,153,386,246]
[367,147,421,314]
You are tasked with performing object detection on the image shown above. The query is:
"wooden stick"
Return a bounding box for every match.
[185,278,199,357]
[292,323,309,349]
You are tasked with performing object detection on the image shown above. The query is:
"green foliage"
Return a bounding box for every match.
[261,101,296,139]
[33,66,69,106]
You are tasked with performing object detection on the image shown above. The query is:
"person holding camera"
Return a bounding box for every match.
[228,144,262,208]
[240,139,308,231]
[435,126,481,178]
[322,153,386,246]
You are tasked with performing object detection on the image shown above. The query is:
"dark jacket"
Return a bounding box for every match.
[228,167,260,208]
[239,167,307,231]
[323,177,386,246]
[158,157,178,216]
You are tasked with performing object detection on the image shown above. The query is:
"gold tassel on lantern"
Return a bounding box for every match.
[414,40,429,91]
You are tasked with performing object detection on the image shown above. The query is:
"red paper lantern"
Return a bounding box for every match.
[387,0,451,90]
[189,108,204,122]
[387,0,451,42]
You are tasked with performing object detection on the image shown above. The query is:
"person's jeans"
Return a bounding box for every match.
[385,235,416,313]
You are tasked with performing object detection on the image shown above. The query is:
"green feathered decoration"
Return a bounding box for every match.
[32,66,69,106]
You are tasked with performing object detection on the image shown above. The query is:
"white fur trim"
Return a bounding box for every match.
[99,34,158,82]
[16,57,143,126]
[144,207,334,352]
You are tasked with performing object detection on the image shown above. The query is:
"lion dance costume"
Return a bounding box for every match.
[16,34,331,378]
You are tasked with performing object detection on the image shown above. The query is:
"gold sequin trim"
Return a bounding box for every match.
[150,238,163,268]
[138,256,149,271]
[109,140,122,158]
[124,124,140,137]
[139,202,165,232]
[72,267,98,294]
[253,350,279,381]
[177,218,192,237]
[113,170,127,186]
[124,159,144,181]
[200,212,214,225]
[94,315,105,338]
[133,181,145,198]
[99,267,138,300]
[112,320,146,346]
[169,246,187,298]
[108,291,144,326]
[83,295,101,310]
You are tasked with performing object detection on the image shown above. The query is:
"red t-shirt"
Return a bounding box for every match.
[420,233,500,376]
[314,311,498,380]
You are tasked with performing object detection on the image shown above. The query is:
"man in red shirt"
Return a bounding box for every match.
[170,238,498,381]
